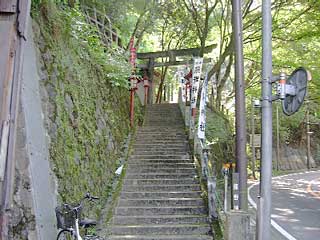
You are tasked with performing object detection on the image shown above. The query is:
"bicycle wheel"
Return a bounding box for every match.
[56,229,74,240]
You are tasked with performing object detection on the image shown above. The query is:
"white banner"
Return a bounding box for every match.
[197,72,208,140]
[179,70,186,102]
[190,57,203,109]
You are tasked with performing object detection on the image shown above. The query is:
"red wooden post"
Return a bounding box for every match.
[129,74,138,127]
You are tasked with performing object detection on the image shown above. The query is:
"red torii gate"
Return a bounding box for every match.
[136,44,215,105]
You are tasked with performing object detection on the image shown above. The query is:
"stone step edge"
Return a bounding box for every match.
[115,206,205,209]
[108,236,212,239]
[125,173,198,176]
[124,178,198,180]
[128,163,194,166]
[120,191,202,193]
[109,223,210,228]
[119,198,203,201]
[128,159,192,161]
[113,214,208,219]
[121,184,200,187]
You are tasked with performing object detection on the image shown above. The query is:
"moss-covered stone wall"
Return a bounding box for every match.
[32,3,143,217]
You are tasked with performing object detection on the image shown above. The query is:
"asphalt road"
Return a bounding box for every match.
[249,170,320,240]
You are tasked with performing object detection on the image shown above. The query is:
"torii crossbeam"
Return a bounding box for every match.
[137,44,216,104]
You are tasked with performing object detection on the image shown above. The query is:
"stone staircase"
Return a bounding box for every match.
[107,104,213,240]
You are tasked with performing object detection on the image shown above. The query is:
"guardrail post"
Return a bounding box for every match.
[208,176,218,221]
[232,172,240,210]
[185,105,190,127]
[201,147,209,180]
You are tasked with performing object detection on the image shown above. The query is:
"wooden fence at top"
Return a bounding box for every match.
[81,6,123,49]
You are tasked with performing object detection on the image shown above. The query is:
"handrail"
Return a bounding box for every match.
[178,86,226,225]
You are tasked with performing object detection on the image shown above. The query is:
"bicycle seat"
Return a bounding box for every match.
[80,218,97,228]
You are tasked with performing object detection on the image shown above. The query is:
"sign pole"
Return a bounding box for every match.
[259,0,273,239]
[276,103,280,171]
[251,100,256,179]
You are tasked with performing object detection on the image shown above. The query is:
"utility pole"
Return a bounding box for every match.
[251,100,256,179]
[306,100,311,170]
[276,104,280,171]
[232,0,248,210]
[259,0,273,239]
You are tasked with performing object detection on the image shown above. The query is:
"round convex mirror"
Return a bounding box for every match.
[282,67,308,116]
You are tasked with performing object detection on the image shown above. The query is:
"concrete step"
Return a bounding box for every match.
[145,115,182,117]
[144,123,183,126]
[145,113,182,115]
[136,132,185,136]
[109,224,211,235]
[134,142,186,146]
[115,206,207,216]
[129,154,190,160]
[146,109,181,112]
[121,184,201,192]
[120,191,203,199]
[144,120,183,122]
[137,128,185,133]
[133,146,188,150]
[128,159,193,164]
[125,173,198,179]
[133,150,188,155]
[108,235,213,240]
[127,163,194,169]
[134,140,188,144]
[145,113,181,116]
[118,198,204,207]
[125,168,196,174]
[135,138,186,142]
[136,133,185,137]
[112,215,209,225]
[134,138,186,142]
[123,178,197,185]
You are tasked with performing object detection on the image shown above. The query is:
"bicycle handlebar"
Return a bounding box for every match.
[84,192,99,201]
[64,193,100,215]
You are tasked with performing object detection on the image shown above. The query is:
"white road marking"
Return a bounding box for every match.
[248,183,295,240]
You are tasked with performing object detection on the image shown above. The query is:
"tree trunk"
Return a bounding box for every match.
[156,66,169,103]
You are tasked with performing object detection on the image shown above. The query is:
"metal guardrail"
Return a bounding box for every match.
[178,88,226,226]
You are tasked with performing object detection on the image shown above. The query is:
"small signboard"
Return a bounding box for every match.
[250,134,261,147]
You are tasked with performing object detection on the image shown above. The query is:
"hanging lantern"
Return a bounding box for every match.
[129,75,138,91]
[143,76,149,88]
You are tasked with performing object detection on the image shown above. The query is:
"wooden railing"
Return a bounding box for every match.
[81,6,122,49]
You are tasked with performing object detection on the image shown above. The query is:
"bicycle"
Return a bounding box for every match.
[55,193,104,240]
